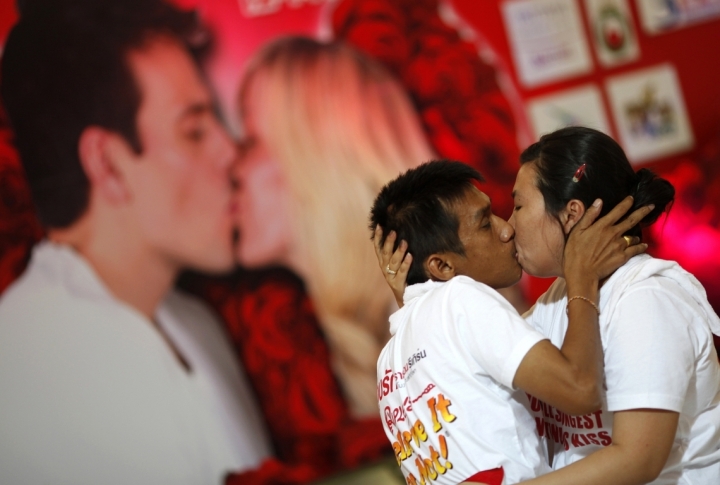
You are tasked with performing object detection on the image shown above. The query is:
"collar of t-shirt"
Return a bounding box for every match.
[388,279,442,335]
[33,240,115,303]
[599,254,720,335]
[32,240,164,325]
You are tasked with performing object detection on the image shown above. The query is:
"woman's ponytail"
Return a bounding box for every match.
[632,168,675,225]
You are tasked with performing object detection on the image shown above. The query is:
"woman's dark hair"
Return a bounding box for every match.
[520,126,675,239]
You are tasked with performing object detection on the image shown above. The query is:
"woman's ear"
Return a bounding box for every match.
[425,253,457,282]
[560,199,586,235]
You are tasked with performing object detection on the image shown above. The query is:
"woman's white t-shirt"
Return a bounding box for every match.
[525,254,720,484]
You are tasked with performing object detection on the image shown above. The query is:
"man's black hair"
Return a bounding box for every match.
[369,160,484,285]
[1,0,211,228]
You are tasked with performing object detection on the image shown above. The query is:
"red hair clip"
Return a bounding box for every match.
[572,163,587,183]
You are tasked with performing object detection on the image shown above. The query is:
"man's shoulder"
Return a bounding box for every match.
[408,275,498,298]
[0,249,141,348]
[0,259,71,325]
[0,267,147,388]
[0,241,109,318]
[447,275,498,291]
[402,277,511,322]
[443,275,512,307]
[400,276,514,333]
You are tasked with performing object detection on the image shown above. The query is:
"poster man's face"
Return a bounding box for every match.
[119,37,237,272]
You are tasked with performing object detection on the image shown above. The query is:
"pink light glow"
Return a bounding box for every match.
[649,161,720,313]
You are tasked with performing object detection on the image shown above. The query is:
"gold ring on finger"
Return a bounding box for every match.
[623,235,633,248]
[386,264,397,275]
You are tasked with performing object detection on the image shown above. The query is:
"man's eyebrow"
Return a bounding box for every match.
[473,202,491,222]
[179,102,213,119]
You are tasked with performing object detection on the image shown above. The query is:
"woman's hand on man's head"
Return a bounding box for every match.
[373,226,411,308]
[564,196,653,282]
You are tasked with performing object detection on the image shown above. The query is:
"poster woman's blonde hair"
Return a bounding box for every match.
[239,37,435,416]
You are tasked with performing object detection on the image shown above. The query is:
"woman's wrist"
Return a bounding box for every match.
[566,296,601,316]
[563,259,596,282]
[565,274,599,301]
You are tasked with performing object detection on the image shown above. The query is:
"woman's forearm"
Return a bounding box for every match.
[512,274,603,416]
[560,274,603,413]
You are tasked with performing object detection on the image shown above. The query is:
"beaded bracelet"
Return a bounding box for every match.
[565,296,600,316]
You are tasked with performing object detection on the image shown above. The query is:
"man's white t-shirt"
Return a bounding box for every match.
[377,276,550,485]
[525,254,720,484]
[0,241,272,485]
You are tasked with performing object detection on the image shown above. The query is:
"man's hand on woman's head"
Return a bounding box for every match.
[373,226,411,308]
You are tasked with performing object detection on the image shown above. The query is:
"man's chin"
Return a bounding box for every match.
[188,245,236,274]
[500,269,523,290]
[193,257,235,275]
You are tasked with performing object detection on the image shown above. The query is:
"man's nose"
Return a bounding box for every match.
[499,217,515,242]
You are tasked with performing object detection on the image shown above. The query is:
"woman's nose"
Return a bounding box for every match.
[507,211,516,228]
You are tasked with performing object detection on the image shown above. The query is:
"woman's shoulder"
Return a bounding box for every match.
[603,255,720,334]
[604,254,696,298]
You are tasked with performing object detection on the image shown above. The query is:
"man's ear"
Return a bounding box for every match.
[424,253,457,282]
[560,199,586,235]
[77,126,131,204]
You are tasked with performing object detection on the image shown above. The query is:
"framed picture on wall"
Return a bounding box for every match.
[605,63,694,163]
[527,84,612,139]
[636,0,720,33]
[585,0,640,67]
[501,0,593,86]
